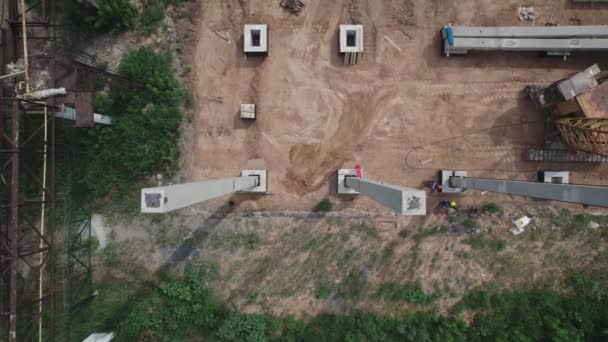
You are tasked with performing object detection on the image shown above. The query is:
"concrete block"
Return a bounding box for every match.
[241,104,256,119]
[141,189,167,213]
[244,24,268,55]
[441,170,467,193]
[339,25,363,53]
[337,169,359,194]
[539,171,570,184]
[241,169,267,193]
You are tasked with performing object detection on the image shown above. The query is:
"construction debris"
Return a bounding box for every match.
[280,0,305,15]
[213,30,231,43]
[511,216,531,235]
[518,7,538,21]
[384,35,402,52]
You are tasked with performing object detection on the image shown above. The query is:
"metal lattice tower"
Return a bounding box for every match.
[556,118,608,154]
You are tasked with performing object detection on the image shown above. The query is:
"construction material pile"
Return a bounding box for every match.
[280,0,305,15]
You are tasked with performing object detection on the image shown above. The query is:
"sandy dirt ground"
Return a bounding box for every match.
[185,0,608,213]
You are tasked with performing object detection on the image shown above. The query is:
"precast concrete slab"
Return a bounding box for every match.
[344,177,426,215]
[141,175,260,213]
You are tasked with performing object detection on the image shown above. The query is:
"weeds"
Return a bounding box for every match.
[412,225,448,243]
[381,240,399,265]
[375,281,436,304]
[483,202,501,214]
[463,219,477,230]
[314,198,333,212]
[463,235,506,252]
[337,269,367,300]
[315,285,332,299]
[350,222,378,239]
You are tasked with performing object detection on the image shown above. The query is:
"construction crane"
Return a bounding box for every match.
[526,64,608,162]
[440,170,608,207]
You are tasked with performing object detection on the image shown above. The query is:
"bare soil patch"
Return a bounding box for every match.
[188,0,608,213]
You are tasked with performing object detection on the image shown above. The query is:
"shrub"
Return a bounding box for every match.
[375,281,436,304]
[217,313,276,342]
[94,0,138,33]
[138,0,187,35]
[315,286,332,299]
[74,270,608,341]
[87,48,184,195]
[314,198,332,212]
[118,267,217,339]
[483,202,501,214]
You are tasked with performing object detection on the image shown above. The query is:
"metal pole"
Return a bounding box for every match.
[8,100,19,342]
[451,176,608,207]
[141,176,260,213]
[19,0,30,93]
[344,177,426,215]
[0,70,25,80]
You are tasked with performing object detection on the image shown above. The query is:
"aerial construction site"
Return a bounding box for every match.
[2,0,608,341]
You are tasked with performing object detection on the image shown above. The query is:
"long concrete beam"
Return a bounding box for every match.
[450,176,608,207]
[447,25,608,38]
[345,177,426,215]
[141,176,259,213]
[445,37,608,55]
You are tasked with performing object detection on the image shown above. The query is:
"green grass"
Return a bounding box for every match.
[463,235,506,252]
[337,269,367,300]
[277,288,297,298]
[412,225,448,243]
[208,230,259,251]
[69,268,608,341]
[315,285,332,299]
[381,240,399,265]
[463,219,477,230]
[350,222,378,238]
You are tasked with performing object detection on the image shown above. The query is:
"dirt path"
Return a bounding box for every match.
[189,0,608,212]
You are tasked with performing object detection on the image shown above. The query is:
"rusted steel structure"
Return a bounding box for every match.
[556,118,608,154]
[1,0,58,339]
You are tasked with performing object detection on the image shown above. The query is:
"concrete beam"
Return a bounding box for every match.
[447,25,608,38]
[445,37,608,55]
[450,176,608,207]
[141,173,263,213]
[344,176,426,215]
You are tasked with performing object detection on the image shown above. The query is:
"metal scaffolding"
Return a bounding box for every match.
[0,99,57,342]
[1,1,57,341]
